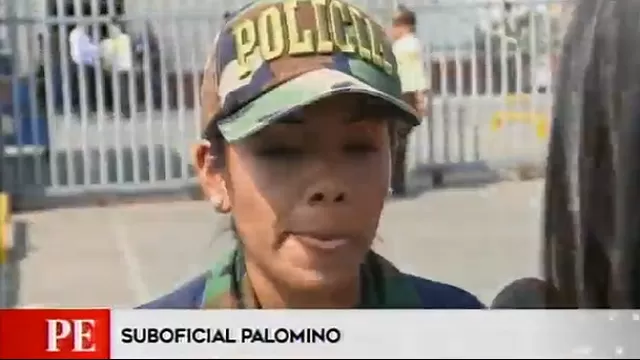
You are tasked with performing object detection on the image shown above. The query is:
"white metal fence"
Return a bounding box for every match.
[0,0,572,209]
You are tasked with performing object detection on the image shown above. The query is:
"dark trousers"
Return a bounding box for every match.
[391,92,419,195]
[71,64,97,112]
[105,72,131,117]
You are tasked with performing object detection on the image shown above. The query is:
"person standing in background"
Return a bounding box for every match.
[132,21,163,110]
[100,18,133,118]
[389,5,430,197]
[69,23,100,112]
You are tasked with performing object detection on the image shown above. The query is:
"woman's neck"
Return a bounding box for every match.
[244,261,360,309]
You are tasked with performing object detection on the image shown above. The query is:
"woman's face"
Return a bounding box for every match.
[197,94,393,292]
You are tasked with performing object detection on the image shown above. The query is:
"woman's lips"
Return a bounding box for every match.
[290,233,351,251]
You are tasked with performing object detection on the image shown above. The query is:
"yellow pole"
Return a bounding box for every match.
[0,192,9,264]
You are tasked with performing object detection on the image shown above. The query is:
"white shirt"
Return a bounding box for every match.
[100,26,133,72]
[392,33,429,93]
[69,26,99,66]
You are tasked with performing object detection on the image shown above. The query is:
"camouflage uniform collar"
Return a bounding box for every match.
[200,247,423,309]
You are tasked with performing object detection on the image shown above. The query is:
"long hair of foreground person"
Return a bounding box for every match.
[544,0,640,308]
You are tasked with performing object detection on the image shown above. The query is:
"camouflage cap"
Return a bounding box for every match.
[201,0,420,142]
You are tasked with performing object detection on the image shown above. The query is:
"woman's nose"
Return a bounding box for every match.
[305,180,348,206]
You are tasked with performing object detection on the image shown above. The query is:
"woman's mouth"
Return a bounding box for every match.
[291,234,351,251]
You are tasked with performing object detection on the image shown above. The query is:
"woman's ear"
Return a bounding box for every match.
[191,140,231,213]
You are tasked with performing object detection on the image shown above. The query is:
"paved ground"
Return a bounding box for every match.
[0,177,544,308]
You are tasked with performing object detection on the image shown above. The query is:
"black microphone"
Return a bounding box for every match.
[491,277,558,309]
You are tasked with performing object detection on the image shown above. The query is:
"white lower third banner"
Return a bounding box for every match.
[1,309,640,358]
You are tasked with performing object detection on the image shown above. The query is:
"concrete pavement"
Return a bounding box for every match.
[0,178,544,308]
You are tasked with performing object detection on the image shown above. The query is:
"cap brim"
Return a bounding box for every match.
[217,68,420,142]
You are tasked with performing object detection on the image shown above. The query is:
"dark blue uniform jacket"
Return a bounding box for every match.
[139,273,485,309]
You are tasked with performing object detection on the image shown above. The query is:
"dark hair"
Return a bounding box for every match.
[392,5,416,31]
[205,126,227,169]
[109,16,125,32]
[504,0,513,12]
[544,0,640,308]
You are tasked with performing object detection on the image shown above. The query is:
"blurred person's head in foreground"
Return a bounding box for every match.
[544,0,640,308]
[389,5,416,41]
[188,0,482,309]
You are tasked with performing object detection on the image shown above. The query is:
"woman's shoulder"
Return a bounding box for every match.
[138,272,485,309]
[403,273,486,309]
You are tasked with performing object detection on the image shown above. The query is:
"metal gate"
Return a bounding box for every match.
[0,0,572,209]
[404,0,569,182]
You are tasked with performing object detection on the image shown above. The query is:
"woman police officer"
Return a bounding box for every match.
[141,0,483,309]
